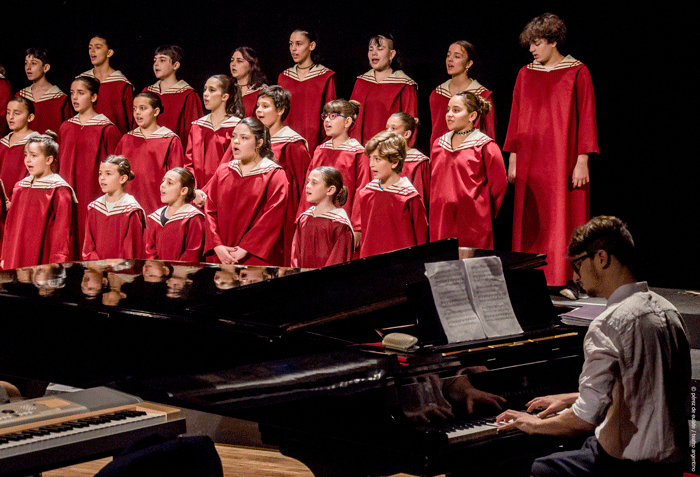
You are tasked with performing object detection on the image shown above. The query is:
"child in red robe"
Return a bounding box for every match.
[0,63,12,137]
[352,131,427,259]
[430,91,507,249]
[385,112,430,209]
[115,92,185,215]
[255,86,311,265]
[203,117,289,266]
[230,47,267,117]
[349,35,418,145]
[144,167,205,262]
[143,45,203,149]
[16,48,72,134]
[78,34,134,134]
[429,41,496,148]
[291,166,352,268]
[278,28,337,153]
[82,155,145,260]
[0,97,35,200]
[185,74,243,189]
[297,99,370,225]
[59,75,122,246]
[1,131,77,269]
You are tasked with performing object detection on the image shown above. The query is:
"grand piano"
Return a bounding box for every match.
[0,240,586,476]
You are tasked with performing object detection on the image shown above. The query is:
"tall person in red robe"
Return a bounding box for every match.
[1,132,77,269]
[59,76,122,246]
[255,86,311,266]
[143,45,203,150]
[0,97,35,200]
[386,112,430,210]
[350,35,418,145]
[144,168,205,262]
[504,13,598,287]
[352,131,427,258]
[278,28,337,154]
[0,64,13,138]
[203,117,289,266]
[185,74,243,189]
[82,155,145,260]
[78,34,134,134]
[115,92,185,215]
[296,100,370,228]
[430,92,507,249]
[291,166,353,268]
[429,41,496,148]
[16,48,72,134]
[230,47,267,118]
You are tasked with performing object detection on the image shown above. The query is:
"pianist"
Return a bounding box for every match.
[496,216,690,476]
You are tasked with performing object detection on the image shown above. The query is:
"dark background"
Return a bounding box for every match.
[1,0,695,289]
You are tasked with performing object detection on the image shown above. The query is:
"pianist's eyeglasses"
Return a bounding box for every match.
[321,113,348,121]
[569,251,596,274]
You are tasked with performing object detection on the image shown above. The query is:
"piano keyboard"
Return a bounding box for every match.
[443,416,510,443]
[0,387,184,473]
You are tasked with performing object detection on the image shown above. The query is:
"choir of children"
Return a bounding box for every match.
[0,12,596,288]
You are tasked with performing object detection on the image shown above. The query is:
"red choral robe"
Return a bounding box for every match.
[430,130,507,250]
[271,126,311,266]
[0,76,12,137]
[0,133,30,200]
[504,56,598,286]
[58,114,122,246]
[16,85,72,134]
[185,114,240,189]
[241,85,266,118]
[1,174,77,269]
[429,79,496,148]
[349,70,418,145]
[291,206,353,268]
[79,69,134,134]
[144,203,205,262]
[82,193,145,260]
[297,138,371,220]
[115,126,185,215]
[351,177,428,259]
[203,158,289,266]
[0,180,7,245]
[402,148,430,210]
[143,80,203,149]
[277,65,337,153]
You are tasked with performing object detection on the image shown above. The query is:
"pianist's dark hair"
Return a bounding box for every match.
[567,215,635,266]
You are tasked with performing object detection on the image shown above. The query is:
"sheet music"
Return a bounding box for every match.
[425,261,486,342]
[463,257,523,337]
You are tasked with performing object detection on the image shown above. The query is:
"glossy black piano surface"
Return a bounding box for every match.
[0,240,586,476]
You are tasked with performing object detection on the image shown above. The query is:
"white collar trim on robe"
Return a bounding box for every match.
[363,176,418,195]
[148,203,204,225]
[192,114,241,131]
[147,79,194,94]
[434,78,487,98]
[79,69,132,85]
[67,113,115,127]
[17,173,78,202]
[405,148,429,163]
[17,84,66,102]
[437,129,492,152]
[299,205,353,232]
[319,137,363,151]
[129,126,178,140]
[282,64,332,82]
[90,193,146,225]
[227,157,281,176]
[357,69,417,86]
[242,84,266,97]
[271,126,309,150]
[0,132,33,147]
[528,55,581,72]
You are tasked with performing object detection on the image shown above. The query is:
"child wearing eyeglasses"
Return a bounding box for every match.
[296,99,370,229]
